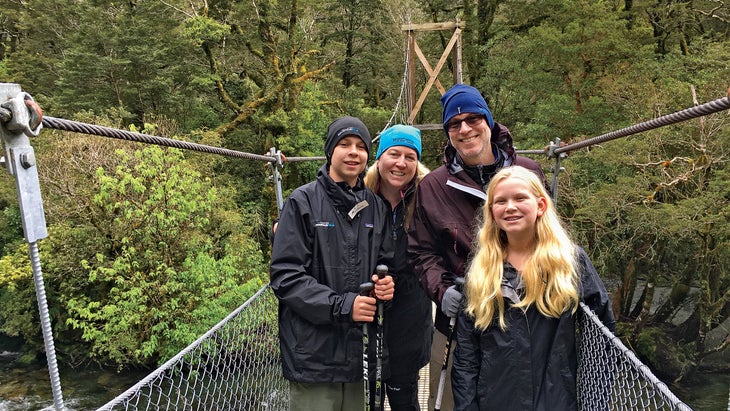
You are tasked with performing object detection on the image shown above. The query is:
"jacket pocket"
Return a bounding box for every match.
[293,318,349,367]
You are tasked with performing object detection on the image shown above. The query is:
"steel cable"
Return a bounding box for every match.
[42,116,275,163]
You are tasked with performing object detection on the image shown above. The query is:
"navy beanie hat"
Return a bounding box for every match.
[375,124,422,160]
[441,84,495,130]
[324,116,372,164]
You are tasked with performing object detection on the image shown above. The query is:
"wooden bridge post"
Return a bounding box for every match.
[401,20,464,130]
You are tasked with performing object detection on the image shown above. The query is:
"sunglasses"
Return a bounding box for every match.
[444,114,486,133]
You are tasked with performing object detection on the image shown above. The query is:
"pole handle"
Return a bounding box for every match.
[359,282,374,296]
[375,264,387,279]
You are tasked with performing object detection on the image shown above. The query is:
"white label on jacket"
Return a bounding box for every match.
[348,200,369,219]
[446,179,487,200]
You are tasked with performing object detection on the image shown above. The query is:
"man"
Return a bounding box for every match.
[407,84,546,410]
[270,116,395,411]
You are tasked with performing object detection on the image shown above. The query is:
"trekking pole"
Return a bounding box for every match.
[434,276,465,411]
[373,265,388,411]
[359,281,375,411]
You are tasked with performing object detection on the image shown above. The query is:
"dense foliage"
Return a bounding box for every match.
[0,0,727,390]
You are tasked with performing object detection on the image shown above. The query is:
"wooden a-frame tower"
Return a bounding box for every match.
[402,20,464,130]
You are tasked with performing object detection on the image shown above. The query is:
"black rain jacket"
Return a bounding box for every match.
[380,184,433,382]
[451,247,616,410]
[270,164,394,383]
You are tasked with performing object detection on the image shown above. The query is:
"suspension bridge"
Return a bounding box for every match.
[1,80,728,410]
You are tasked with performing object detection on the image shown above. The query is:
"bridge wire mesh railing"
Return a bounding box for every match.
[95,287,695,410]
[97,285,287,411]
[577,303,692,411]
[26,90,730,411]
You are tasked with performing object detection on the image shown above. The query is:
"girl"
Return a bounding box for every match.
[452,165,615,411]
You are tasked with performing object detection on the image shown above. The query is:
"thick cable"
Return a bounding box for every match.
[42,116,274,162]
[29,241,66,410]
[376,14,414,141]
[554,95,730,156]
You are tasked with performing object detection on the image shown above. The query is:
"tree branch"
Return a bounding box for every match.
[213,61,335,136]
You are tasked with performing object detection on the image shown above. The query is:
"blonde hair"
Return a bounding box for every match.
[364,160,429,230]
[465,166,579,330]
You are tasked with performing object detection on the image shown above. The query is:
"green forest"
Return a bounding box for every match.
[0,0,728,402]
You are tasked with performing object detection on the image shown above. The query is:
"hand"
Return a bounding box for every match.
[371,274,394,301]
[441,284,464,318]
[352,295,376,322]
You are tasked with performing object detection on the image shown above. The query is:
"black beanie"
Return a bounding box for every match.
[324,116,372,164]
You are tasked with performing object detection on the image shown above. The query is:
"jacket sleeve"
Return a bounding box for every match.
[269,193,357,325]
[577,246,616,333]
[408,181,452,305]
[452,311,480,411]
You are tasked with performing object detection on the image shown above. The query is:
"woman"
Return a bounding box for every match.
[364,124,432,411]
[452,165,615,411]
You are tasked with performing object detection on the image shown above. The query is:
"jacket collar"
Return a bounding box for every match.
[502,263,524,305]
[447,145,508,191]
[317,164,367,220]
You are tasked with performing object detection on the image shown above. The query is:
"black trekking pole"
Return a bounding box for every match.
[359,281,375,411]
[373,264,388,411]
[435,276,465,411]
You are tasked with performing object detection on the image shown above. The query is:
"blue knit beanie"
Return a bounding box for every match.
[375,125,422,160]
[441,84,495,130]
[324,116,372,164]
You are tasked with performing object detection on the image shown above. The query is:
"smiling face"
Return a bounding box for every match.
[490,175,547,242]
[446,113,493,166]
[328,135,369,186]
[377,146,419,191]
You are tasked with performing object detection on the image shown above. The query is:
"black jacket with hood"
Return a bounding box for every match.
[270,164,394,383]
[451,247,616,411]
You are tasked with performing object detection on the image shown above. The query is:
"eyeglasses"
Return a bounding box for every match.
[445,114,485,133]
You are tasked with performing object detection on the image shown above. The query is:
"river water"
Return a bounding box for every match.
[0,350,148,411]
[1,349,728,411]
[676,372,730,411]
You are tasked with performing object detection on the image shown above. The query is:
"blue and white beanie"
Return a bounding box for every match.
[375,125,422,160]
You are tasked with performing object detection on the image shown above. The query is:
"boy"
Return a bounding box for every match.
[270,116,395,411]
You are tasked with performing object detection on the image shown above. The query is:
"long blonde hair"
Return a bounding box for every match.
[364,160,429,230]
[465,166,579,330]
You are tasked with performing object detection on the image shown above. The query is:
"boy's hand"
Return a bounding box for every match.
[353,295,376,322]
[372,274,394,301]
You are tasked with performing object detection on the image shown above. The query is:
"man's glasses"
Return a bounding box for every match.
[445,114,485,133]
